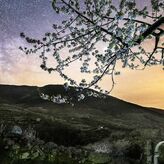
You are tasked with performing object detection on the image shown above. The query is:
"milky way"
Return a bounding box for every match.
[0,0,61,74]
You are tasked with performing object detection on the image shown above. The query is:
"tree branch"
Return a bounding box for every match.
[55,0,128,47]
[88,55,117,88]
[144,35,160,66]
[99,16,163,33]
[136,17,164,44]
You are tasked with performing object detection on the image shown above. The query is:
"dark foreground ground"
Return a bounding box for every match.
[0,84,164,164]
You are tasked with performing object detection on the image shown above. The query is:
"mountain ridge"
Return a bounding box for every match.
[0,84,163,114]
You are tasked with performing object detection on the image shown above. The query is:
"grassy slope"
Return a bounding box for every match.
[0,84,164,146]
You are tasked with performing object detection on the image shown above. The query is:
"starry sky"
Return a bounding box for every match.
[0,0,164,109]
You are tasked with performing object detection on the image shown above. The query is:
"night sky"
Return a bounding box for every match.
[0,0,164,109]
[0,0,59,71]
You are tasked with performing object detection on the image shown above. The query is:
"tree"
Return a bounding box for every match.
[19,0,164,95]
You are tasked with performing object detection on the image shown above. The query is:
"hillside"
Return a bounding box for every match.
[0,84,164,163]
[0,84,164,142]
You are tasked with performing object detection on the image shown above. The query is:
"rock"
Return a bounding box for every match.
[21,152,29,159]
[11,125,22,135]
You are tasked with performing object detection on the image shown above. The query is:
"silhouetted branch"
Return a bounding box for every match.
[136,17,164,44]
[144,35,160,66]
